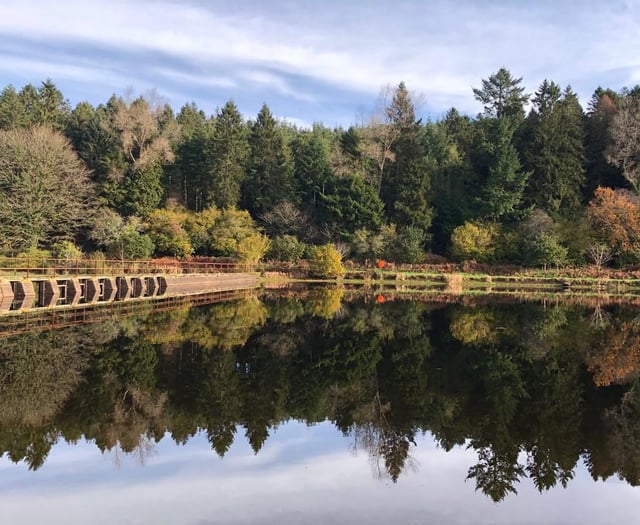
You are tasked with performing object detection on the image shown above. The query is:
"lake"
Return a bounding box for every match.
[1,286,639,524]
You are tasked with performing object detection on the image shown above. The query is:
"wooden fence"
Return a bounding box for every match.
[0,257,253,278]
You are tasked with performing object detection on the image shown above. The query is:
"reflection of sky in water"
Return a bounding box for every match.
[1,421,638,525]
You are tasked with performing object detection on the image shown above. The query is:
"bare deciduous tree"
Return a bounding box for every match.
[588,243,613,268]
[111,96,178,170]
[606,95,640,194]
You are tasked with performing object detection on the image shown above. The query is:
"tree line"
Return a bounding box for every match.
[0,71,638,267]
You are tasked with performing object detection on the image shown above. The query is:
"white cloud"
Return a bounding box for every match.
[1,0,640,121]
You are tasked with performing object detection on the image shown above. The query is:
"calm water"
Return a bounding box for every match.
[1,287,640,524]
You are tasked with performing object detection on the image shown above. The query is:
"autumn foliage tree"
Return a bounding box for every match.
[587,187,640,258]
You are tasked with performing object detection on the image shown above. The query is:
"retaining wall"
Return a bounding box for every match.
[0,273,257,314]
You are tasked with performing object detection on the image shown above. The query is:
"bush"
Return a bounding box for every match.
[450,221,501,263]
[268,235,306,262]
[519,210,568,268]
[307,244,345,279]
[15,247,52,268]
[349,228,386,262]
[51,240,83,261]
[236,234,270,263]
[386,226,425,264]
[146,209,193,258]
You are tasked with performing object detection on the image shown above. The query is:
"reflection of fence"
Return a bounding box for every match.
[0,257,252,278]
[0,288,254,338]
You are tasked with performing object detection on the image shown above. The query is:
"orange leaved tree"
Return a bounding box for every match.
[587,187,640,258]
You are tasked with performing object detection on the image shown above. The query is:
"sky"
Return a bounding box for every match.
[1,422,639,525]
[1,0,640,127]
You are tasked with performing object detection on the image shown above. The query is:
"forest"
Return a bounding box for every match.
[0,68,639,268]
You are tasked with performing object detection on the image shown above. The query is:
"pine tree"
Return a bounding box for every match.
[0,85,25,129]
[243,104,295,216]
[522,81,586,217]
[292,129,332,209]
[174,102,212,211]
[584,88,626,196]
[207,101,247,209]
[480,118,530,221]
[381,82,433,235]
[473,68,530,121]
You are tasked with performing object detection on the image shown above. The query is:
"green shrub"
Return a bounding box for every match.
[386,226,425,264]
[307,244,345,279]
[450,221,501,263]
[146,209,193,258]
[268,235,306,262]
[52,240,83,260]
[15,247,52,268]
[519,210,568,268]
[236,234,270,263]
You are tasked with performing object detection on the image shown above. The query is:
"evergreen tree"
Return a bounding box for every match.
[65,100,125,209]
[292,129,332,210]
[319,174,385,238]
[174,102,212,211]
[480,118,530,221]
[36,79,70,129]
[428,117,477,252]
[584,88,626,196]
[522,81,586,217]
[473,68,530,121]
[0,85,25,129]
[243,104,295,216]
[207,101,247,209]
[381,82,433,236]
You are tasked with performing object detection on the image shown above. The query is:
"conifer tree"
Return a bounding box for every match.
[207,100,247,209]
[522,81,586,217]
[243,104,295,216]
[381,82,433,235]
[174,102,212,211]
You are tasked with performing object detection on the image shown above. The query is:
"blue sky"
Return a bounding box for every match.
[1,0,640,127]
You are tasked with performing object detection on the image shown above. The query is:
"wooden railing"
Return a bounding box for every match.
[0,257,254,278]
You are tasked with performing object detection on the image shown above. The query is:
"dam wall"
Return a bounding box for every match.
[0,273,258,314]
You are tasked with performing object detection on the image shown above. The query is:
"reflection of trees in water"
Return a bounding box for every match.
[0,330,90,469]
[587,320,640,386]
[600,383,640,485]
[350,394,418,482]
[467,447,525,502]
[2,293,640,501]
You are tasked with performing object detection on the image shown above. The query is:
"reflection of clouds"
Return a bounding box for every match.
[0,422,639,525]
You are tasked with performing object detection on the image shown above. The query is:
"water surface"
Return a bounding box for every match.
[1,288,639,523]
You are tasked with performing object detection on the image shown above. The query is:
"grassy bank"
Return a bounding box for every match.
[262,263,640,296]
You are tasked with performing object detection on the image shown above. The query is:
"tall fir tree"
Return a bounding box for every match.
[174,102,212,211]
[473,68,530,121]
[0,85,25,129]
[584,88,626,196]
[480,118,530,221]
[473,70,530,222]
[381,82,433,235]
[522,81,586,217]
[207,100,247,209]
[242,104,295,216]
[65,100,126,210]
[292,129,332,210]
